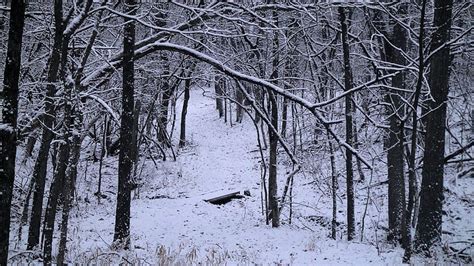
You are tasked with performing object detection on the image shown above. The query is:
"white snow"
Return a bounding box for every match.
[9,89,472,264]
[44,89,404,264]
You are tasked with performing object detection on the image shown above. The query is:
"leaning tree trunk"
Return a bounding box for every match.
[27,0,64,249]
[113,0,136,248]
[0,0,26,263]
[339,6,355,241]
[415,0,454,253]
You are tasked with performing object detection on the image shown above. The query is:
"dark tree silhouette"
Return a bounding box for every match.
[0,0,26,263]
[415,0,454,252]
[27,0,65,250]
[339,6,355,241]
[113,0,137,248]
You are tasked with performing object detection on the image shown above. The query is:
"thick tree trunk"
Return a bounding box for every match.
[113,0,136,248]
[27,0,64,249]
[415,0,453,252]
[383,7,408,246]
[0,0,26,263]
[339,7,355,241]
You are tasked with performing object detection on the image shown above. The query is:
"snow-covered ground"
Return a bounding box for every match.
[10,89,472,264]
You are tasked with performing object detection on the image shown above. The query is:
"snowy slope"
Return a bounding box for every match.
[9,89,471,264]
[51,89,402,264]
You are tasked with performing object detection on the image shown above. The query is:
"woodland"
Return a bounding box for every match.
[0,0,472,264]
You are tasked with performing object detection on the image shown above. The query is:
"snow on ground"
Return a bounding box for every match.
[56,89,402,264]
[10,89,472,264]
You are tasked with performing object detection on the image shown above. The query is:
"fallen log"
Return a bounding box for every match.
[204,191,244,205]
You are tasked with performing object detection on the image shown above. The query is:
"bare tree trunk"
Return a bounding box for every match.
[401,3,428,262]
[113,0,136,248]
[131,100,141,183]
[55,1,103,258]
[56,111,82,265]
[281,19,298,139]
[157,55,172,147]
[42,139,70,264]
[42,0,93,257]
[415,0,453,253]
[235,87,244,123]
[179,70,192,148]
[0,0,26,263]
[42,0,94,255]
[268,5,280,228]
[224,89,228,123]
[215,76,224,117]
[382,5,408,247]
[339,6,355,241]
[97,115,107,199]
[329,137,337,240]
[353,122,365,182]
[281,97,288,139]
[22,132,37,162]
[268,90,279,227]
[27,0,64,249]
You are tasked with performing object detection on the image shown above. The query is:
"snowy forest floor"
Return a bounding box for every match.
[10,89,473,265]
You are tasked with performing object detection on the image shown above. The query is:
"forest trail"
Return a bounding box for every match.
[172,89,261,198]
[69,89,402,264]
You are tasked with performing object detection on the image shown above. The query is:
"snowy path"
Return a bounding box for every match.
[69,89,403,264]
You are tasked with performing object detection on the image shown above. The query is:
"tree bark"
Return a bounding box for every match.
[215,76,224,117]
[0,0,26,263]
[179,69,192,148]
[339,6,355,241]
[383,5,408,247]
[57,110,82,265]
[27,0,64,249]
[268,5,280,228]
[113,0,136,248]
[406,0,427,238]
[157,54,172,147]
[22,132,37,161]
[415,0,454,252]
[329,137,337,240]
[42,139,70,264]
